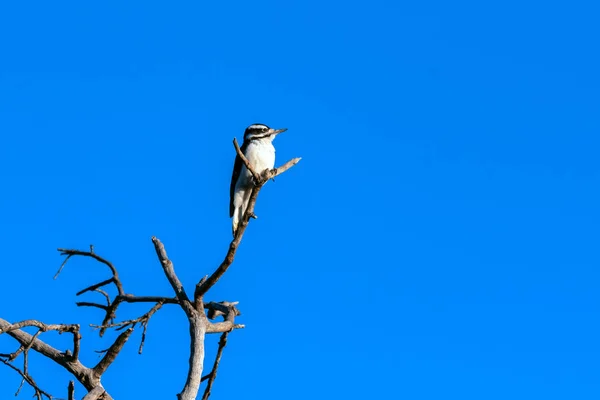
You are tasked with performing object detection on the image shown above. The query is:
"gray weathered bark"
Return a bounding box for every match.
[0,139,300,399]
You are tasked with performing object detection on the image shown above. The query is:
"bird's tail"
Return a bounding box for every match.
[232,209,239,237]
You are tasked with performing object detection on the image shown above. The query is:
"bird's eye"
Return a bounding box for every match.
[262,127,268,132]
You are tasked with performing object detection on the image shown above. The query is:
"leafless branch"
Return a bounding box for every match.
[0,317,111,399]
[119,294,179,304]
[205,301,240,320]
[76,277,115,296]
[91,301,164,331]
[94,289,111,307]
[269,157,302,179]
[201,332,229,400]
[152,237,194,314]
[150,237,207,400]
[196,150,301,298]
[1,137,300,399]
[91,301,164,354]
[55,246,179,339]
[93,327,134,376]
[233,137,260,183]
[0,320,81,361]
[54,253,72,279]
[56,248,125,296]
[76,301,109,311]
[82,386,107,400]
[0,358,53,400]
[0,320,79,335]
[205,302,243,333]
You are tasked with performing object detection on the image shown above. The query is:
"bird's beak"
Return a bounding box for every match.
[269,128,287,136]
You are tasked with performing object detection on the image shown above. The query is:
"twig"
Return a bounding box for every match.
[76,302,109,311]
[206,321,244,333]
[0,345,24,361]
[233,137,260,183]
[80,295,177,337]
[90,301,164,354]
[269,157,302,179]
[68,381,75,400]
[76,277,115,296]
[54,254,72,279]
[56,248,125,296]
[205,302,243,333]
[201,332,229,400]
[138,321,149,354]
[0,320,79,334]
[205,301,240,320]
[151,237,193,313]
[91,301,164,331]
[196,150,301,298]
[0,358,53,400]
[94,289,111,307]
[57,245,178,339]
[0,320,81,361]
[118,294,179,304]
[0,317,107,397]
[93,327,134,376]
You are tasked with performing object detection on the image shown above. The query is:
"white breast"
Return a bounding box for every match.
[245,140,276,175]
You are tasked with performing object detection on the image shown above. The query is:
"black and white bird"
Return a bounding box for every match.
[229,123,287,236]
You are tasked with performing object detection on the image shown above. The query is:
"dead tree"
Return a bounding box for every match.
[0,140,301,400]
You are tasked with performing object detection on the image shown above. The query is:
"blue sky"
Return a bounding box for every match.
[1,0,599,399]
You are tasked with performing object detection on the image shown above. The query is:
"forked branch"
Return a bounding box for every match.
[196,139,301,298]
[0,317,111,399]
[1,137,301,400]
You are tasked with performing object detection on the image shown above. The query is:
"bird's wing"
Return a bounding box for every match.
[229,141,248,217]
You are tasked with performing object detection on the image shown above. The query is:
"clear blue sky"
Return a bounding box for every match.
[1,1,599,399]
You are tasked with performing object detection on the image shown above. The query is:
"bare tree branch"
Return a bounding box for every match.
[201,332,229,400]
[269,157,302,179]
[205,301,240,320]
[76,302,109,311]
[93,327,134,376]
[0,320,79,335]
[233,137,261,183]
[54,253,72,279]
[56,248,125,296]
[150,237,208,400]
[0,358,53,400]
[76,277,116,296]
[94,289,111,307]
[205,302,243,333]
[0,320,81,361]
[91,301,164,355]
[91,301,164,331]
[196,145,301,298]
[56,246,179,339]
[118,294,179,304]
[179,316,207,400]
[1,138,300,399]
[0,317,112,399]
[152,237,194,314]
[82,386,107,400]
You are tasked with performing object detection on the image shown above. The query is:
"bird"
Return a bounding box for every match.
[229,123,287,236]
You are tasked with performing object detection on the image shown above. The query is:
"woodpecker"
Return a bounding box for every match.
[229,123,287,236]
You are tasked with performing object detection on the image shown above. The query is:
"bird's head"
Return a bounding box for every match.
[244,123,287,142]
